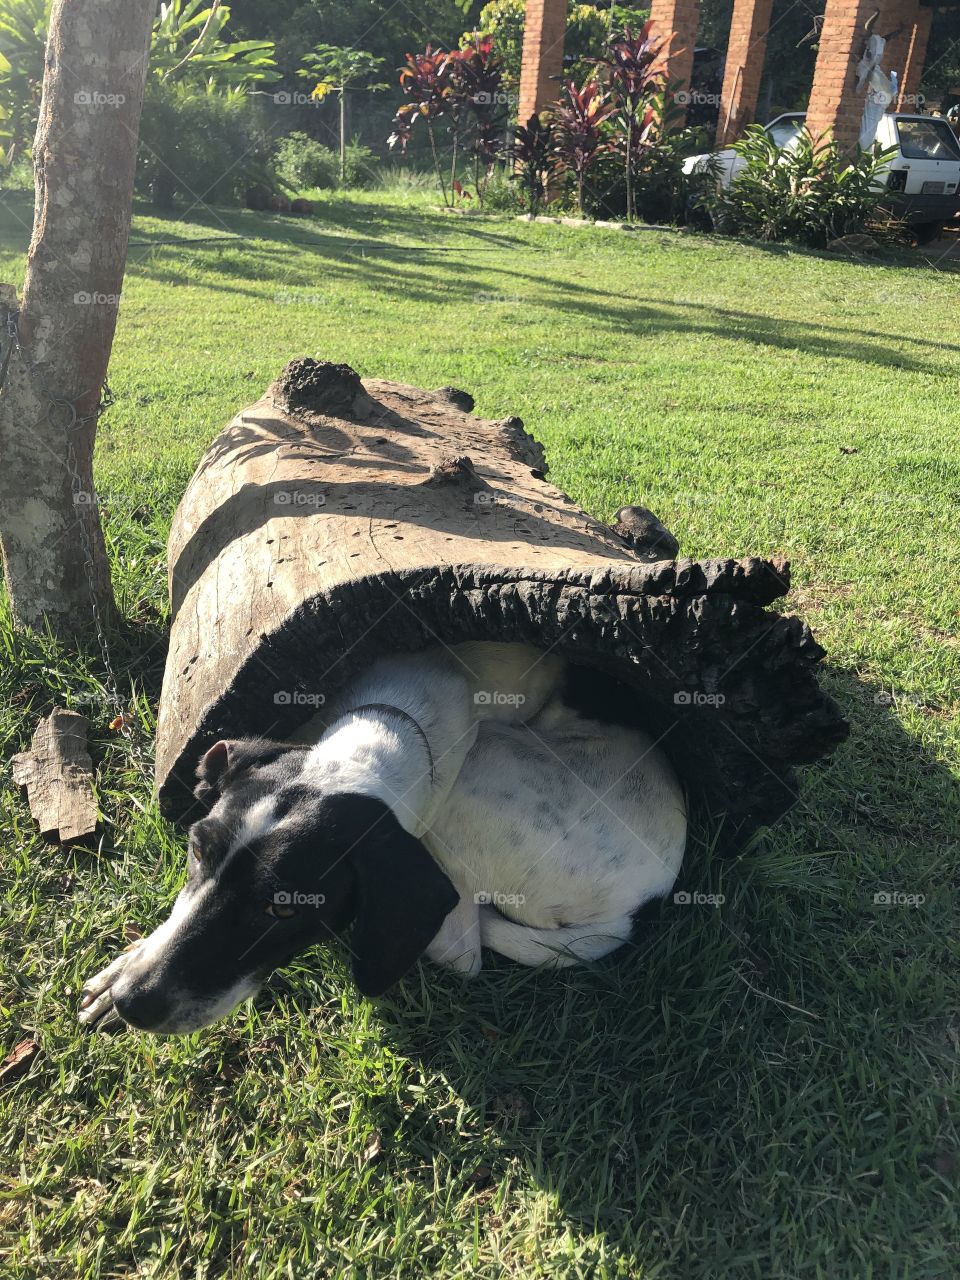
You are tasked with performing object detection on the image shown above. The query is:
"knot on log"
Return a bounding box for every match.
[496,416,549,475]
[272,357,365,419]
[433,387,475,412]
[612,505,680,561]
[425,454,490,493]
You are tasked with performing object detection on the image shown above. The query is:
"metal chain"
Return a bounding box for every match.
[2,309,149,774]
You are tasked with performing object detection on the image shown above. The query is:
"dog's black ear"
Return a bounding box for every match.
[347,802,459,997]
[193,738,302,810]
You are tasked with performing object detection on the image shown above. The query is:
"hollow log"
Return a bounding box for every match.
[155,359,848,846]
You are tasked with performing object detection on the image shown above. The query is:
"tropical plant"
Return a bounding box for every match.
[448,35,506,206]
[136,80,275,208]
[297,44,386,184]
[548,79,615,215]
[388,38,508,207]
[592,21,664,222]
[0,0,47,167]
[388,45,456,202]
[510,111,557,215]
[273,131,339,190]
[0,0,277,178]
[151,0,277,86]
[701,125,900,247]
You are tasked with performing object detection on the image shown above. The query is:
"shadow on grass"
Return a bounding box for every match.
[345,668,955,1267]
[4,191,954,376]
[116,209,960,377]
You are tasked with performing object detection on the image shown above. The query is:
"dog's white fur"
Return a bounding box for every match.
[81,642,686,1029]
[294,641,685,976]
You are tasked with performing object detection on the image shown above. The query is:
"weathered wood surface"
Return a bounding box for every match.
[11,708,98,844]
[156,358,848,843]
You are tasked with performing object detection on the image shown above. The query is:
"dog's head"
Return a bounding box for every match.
[109,739,458,1034]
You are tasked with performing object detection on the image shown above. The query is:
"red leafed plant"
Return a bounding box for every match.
[548,80,616,216]
[388,38,507,207]
[592,22,665,221]
[450,36,505,206]
[510,112,558,216]
[388,46,456,202]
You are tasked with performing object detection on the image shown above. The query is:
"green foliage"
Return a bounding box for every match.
[703,125,899,247]
[341,138,380,187]
[273,130,339,189]
[136,81,275,208]
[0,0,277,174]
[0,0,47,163]
[297,42,386,96]
[273,131,380,190]
[151,0,277,87]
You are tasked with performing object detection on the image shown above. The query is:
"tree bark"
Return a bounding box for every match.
[0,0,157,635]
[153,358,848,846]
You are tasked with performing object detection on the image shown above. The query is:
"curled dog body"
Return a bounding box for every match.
[80,644,686,1034]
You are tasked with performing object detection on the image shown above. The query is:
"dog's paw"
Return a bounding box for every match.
[78,941,142,1031]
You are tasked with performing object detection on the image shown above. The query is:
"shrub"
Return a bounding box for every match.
[509,112,557,215]
[548,80,615,215]
[481,165,526,212]
[702,126,899,247]
[342,140,380,188]
[273,132,339,189]
[137,82,274,208]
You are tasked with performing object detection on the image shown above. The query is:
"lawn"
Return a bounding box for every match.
[0,188,958,1279]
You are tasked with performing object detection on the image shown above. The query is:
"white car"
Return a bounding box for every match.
[683,111,960,242]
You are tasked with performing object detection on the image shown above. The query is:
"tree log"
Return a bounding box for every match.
[0,0,156,634]
[11,708,98,844]
[155,358,849,847]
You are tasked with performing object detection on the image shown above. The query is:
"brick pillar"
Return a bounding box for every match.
[517,0,567,124]
[716,0,775,144]
[897,4,932,109]
[649,0,701,121]
[807,0,918,153]
[882,0,918,95]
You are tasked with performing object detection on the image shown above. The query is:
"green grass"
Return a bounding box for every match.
[0,188,958,1279]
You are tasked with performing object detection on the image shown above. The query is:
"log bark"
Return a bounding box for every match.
[0,0,156,635]
[155,359,848,847]
[11,708,98,844]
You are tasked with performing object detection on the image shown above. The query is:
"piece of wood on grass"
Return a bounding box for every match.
[11,708,98,844]
[0,1038,40,1087]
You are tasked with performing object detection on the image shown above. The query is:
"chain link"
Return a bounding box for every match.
[2,308,149,775]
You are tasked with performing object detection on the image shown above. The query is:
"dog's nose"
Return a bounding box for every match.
[112,982,172,1031]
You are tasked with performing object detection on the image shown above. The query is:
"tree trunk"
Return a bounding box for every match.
[343,85,350,184]
[0,0,157,636]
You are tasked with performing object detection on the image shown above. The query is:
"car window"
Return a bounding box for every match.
[896,118,960,161]
[766,118,803,149]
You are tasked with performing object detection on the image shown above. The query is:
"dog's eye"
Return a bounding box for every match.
[266,901,298,919]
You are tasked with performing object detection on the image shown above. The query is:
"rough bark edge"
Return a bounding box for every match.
[156,557,848,847]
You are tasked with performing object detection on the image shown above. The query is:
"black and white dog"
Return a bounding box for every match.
[80,643,686,1034]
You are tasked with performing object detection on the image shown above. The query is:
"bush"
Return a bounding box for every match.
[137,82,274,208]
[482,165,526,213]
[342,140,380,188]
[273,134,379,190]
[701,126,899,247]
[588,124,712,223]
[273,132,339,190]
